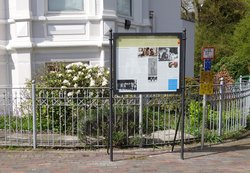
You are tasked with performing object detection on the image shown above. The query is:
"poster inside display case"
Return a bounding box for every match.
[114,33,183,94]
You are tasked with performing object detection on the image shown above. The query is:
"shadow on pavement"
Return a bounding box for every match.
[184,134,250,160]
[112,132,250,161]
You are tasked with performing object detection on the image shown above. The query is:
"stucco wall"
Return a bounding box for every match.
[149,0,182,32]
[183,20,195,77]
[0,0,195,86]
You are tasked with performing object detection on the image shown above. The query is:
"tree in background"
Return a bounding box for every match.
[193,0,248,79]
[181,0,203,22]
[215,11,250,79]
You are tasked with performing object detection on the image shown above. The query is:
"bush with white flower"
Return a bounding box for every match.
[38,62,109,89]
[29,62,110,137]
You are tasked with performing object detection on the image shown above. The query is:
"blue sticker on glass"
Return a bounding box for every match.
[168,79,178,91]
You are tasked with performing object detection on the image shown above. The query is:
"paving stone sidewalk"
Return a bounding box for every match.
[0,134,249,173]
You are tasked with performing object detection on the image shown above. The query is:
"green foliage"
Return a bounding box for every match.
[194,0,249,78]
[204,130,222,143]
[216,12,250,79]
[223,128,247,140]
[0,116,33,131]
[199,0,246,29]
[112,131,127,146]
[188,100,203,136]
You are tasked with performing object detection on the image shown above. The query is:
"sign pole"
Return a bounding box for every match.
[200,46,215,149]
[109,29,114,161]
[181,29,186,160]
[201,94,206,149]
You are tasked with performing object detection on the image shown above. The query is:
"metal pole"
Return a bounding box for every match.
[139,94,143,147]
[171,111,182,152]
[218,77,224,136]
[201,94,206,149]
[32,80,37,149]
[180,29,186,160]
[239,75,242,91]
[109,29,114,161]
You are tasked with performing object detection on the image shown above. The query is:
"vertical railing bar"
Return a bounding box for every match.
[71,94,74,146]
[7,91,10,145]
[3,92,7,144]
[32,80,37,149]
[133,101,136,138]
[168,108,171,142]
[146,103,149,145]
[236,92,239,130]
[97,90,100,146]
[121,98,124,133]
[59,100,62,146]
[84,90,87,145]
[163,103,166,143]
[46,91,50,146]
[101,89,104,137]
[64,91,67,146]
[157,103,160,144]
[76,92,79,146]
[27,93,31,146]
[126,99,129,145]
[39,92,42,146]
[52,92,55,147]
[152,105,155,145]
[114,98,117,132]
[89,94,92,144]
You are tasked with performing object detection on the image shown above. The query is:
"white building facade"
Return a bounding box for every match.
[0,0,194,87]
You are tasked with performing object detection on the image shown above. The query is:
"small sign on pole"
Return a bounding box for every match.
[202,47,215,60]
[199,71,214,95]
[204,59,212,71]
[199,47,215,95]
[200,46,215,149]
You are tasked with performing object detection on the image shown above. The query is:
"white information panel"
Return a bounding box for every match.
[114,33,182,94]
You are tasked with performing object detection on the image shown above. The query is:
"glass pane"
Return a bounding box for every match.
[48,0,83,11]
[117,0,132,16]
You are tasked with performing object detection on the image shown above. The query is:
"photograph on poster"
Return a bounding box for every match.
[138,47,158,57]
[148,58,158,82]
[168,61,178,68]
[158,47,178,61]
[117,80,137,90]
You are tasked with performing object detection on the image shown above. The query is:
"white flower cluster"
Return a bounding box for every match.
[58,62,109,90]
[66,62,84,69]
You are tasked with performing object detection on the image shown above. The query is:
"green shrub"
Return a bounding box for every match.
[26,62,110,137]
[0,115,33,131]
[246,115,250,130]
[205,130,222,143]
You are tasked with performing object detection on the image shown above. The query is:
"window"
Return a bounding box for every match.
[48,0,84,11]
[46,62,62,72]
[117,0,132,17]
[45,61,89,72]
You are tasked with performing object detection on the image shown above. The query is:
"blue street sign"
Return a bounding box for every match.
[204,59,212,71]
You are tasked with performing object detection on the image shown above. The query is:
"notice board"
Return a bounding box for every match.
[114,33,183,94]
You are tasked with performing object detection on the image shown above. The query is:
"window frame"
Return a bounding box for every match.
[117,0,133,18]
[46,0,85,14]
